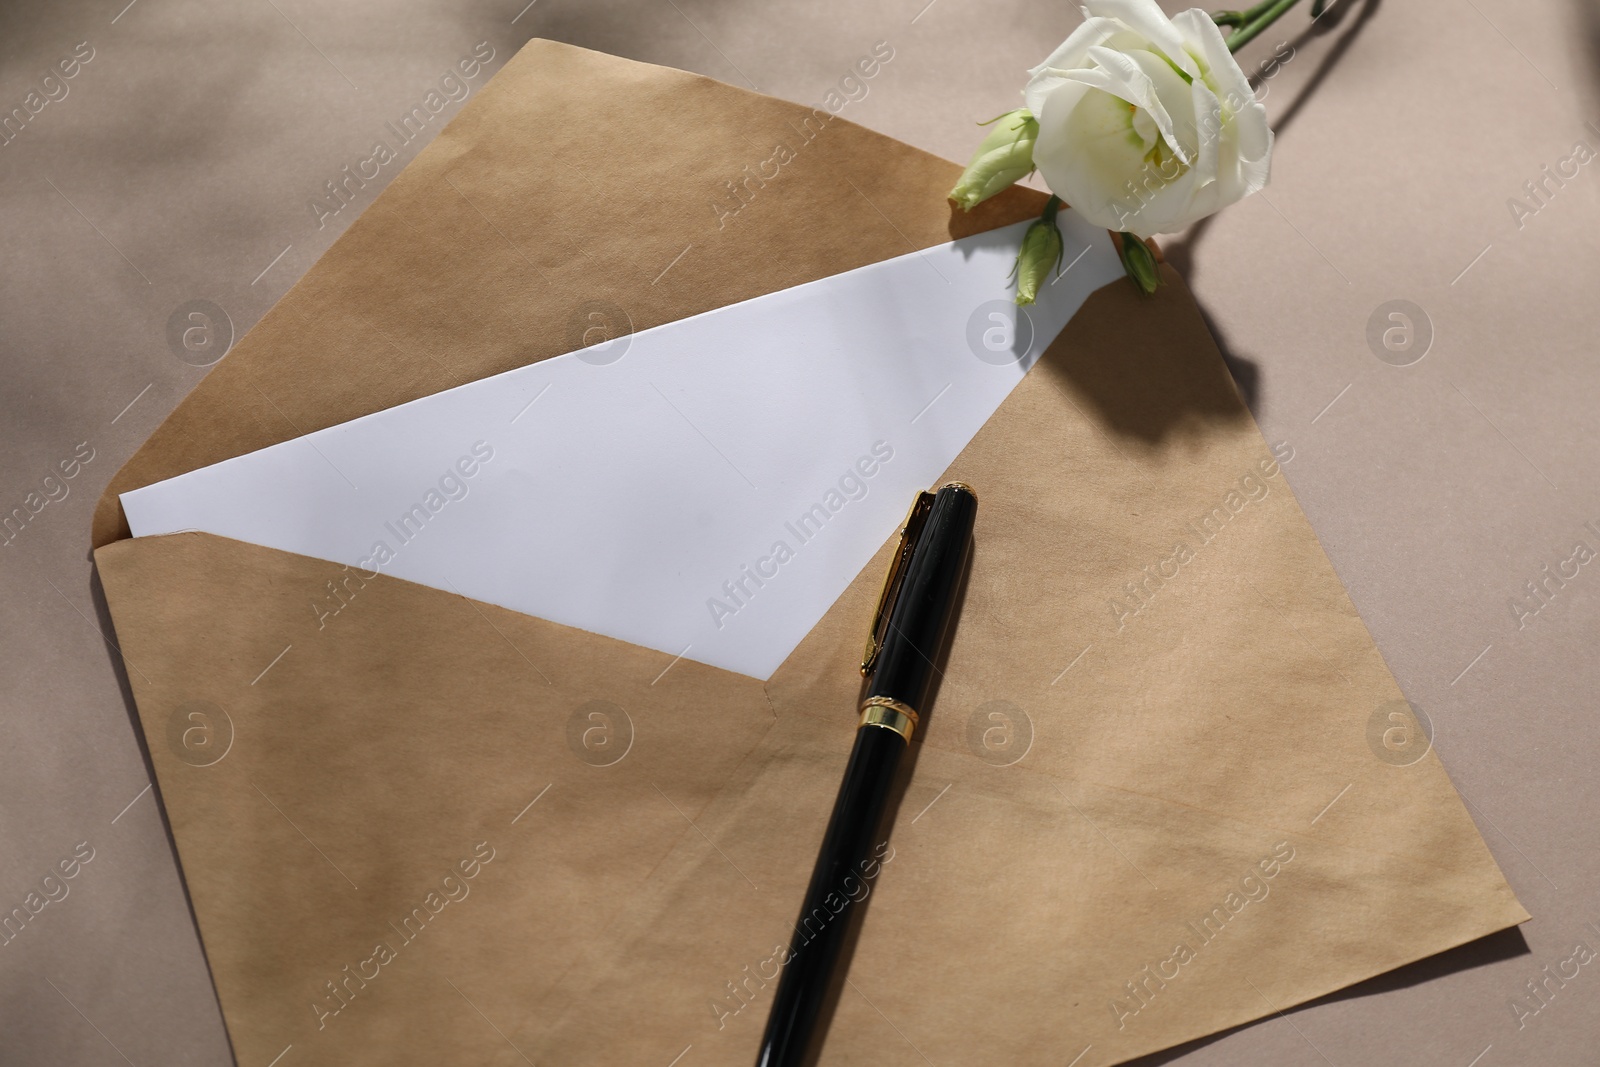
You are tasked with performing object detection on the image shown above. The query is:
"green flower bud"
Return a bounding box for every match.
[1011,212,1064,307]
[1116,232,1161,295]
[949,109,1039,211]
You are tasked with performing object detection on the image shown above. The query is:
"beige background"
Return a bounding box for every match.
[2,0,1595,1065]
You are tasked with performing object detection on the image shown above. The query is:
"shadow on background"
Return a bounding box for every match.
[1161,0,1383,418]
[1573,0,1600,112]
[941,183,1257,443]
[1024,258,1255,446]
[1121,925,1530,1066]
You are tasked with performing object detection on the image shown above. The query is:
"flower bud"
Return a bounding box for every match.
[949,109,1039,211]
[1011,214,1064,307]
[1116,233,1161,295]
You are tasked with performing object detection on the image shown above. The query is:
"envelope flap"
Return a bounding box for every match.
[93,528,778,1065]
[91,38,1042,548]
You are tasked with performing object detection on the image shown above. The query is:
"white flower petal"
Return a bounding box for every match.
[1175,17,1272,202]
[1226,91,1273,172]
[1082,0,1201,77]
[1213,104,1272,204]
[1024,17,1123,115]
[1121,47,1201,162]
[1185,78,1221,190]
[1169,9,1254,108]
[1080,45,1179,154]
[1034,85,1153,231]
[1119,166,1201,238]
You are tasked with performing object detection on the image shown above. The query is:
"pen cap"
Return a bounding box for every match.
[863,483,976,716]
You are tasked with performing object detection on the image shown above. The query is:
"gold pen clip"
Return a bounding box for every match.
[861,490,936,676]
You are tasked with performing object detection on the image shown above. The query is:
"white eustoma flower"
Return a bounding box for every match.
[1024,0,1272,238]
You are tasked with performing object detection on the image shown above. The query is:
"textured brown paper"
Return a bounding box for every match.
[92,39,1525,1067]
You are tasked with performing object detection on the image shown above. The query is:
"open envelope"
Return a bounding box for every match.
[92,40,1527,1067]
[114,214,1125,680]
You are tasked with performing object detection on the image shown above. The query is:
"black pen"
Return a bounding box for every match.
[754,482,977,1067]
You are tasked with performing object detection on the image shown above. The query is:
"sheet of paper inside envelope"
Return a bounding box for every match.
[120,216,1121,679]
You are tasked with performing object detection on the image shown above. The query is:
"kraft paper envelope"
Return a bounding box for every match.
[92,39,1527,1067]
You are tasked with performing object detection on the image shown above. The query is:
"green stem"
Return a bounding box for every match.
[1212,0,1283,28]
[1041,194,1063,225]
[1224,0,1303,52]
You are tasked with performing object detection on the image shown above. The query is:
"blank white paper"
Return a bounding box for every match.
[122,215,1121,679]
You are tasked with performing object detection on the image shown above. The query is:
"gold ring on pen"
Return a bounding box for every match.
[858,698,919,742]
